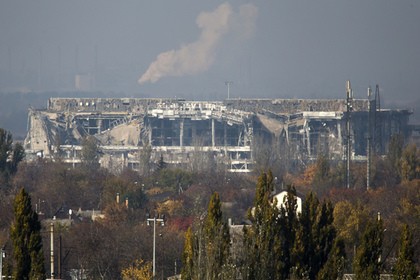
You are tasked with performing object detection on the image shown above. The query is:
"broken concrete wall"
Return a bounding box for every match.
[25,97,412,173]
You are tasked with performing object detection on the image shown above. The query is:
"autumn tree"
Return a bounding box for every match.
[387,133,404,183]
[10,188,45,280]
[353,217,383,280]
[393,224,418,280]
[181,192,231,280]
[333,200,371,265]
[80,135,100,169]
[121,259,152,280]
[101,175,148,210]
[181,227,194,280]
[156,168,192,193]
[65,221,122,279]
[400,143,418,182]
[312,154,331,192]
[388,134,404,169]
[139,142,152,177]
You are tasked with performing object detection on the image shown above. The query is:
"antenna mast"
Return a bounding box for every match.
[346,80,353,189]
[225,81,233,100]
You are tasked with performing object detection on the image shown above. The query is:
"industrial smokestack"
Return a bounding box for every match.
[138,2,258,84]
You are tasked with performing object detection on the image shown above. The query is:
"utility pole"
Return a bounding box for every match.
[146,215,165,278]
[58,235,62,279]
[346,80,353,189]
[225,81,233,100]
[367,86,372,190]
[50,222,55,279]
[374,85,381,154]
[0,246,5,280]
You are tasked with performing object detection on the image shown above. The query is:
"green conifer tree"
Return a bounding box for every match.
[278,185,298,280]
[243,171,282,280]
[293,192,319,279]
[10,188,46,280]
[0,128,25,183]
[157,154,166,171]
[203,192,230,280]
[292,192,336,280]
[243,172,300,280]
[315,201,336,277]
[393,224,418,280]
[317,238,346,280]
[353,217,383,280]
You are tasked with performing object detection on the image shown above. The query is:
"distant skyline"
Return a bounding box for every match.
[1,0,419,109]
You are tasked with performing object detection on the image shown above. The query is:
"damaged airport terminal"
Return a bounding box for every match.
[24,95,412,173]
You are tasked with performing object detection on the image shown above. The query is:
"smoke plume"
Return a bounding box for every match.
[138,3,258,84]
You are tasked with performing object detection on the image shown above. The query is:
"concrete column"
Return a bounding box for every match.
[192,121,196,144]
[148,123,152,144]
[180,119,184,147]
[224,123,227,156]
[224,123,227,146]
[337,121,342,155]
[97,119,102,134]
[304,119,311,157]
[211,119,215,147]
[306,128,311,157]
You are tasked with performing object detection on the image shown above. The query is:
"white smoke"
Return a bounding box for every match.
[138,3,258,84]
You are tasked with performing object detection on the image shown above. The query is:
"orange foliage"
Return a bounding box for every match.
[168,216,194,232]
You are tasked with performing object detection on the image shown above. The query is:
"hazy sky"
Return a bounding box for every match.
[1,0,419,107]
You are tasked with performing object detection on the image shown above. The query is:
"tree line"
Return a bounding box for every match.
[181,171,418,280]
[0,127,418,279]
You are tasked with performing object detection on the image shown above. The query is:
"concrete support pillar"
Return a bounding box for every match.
[180,119,184,147]
[97,119,102,134]
[224,123,227,146]
[211,119,215,147]
[148,123,152,144]
[306,129,311,157]
[304,119,311,157]
[337,121,342,156]
[160,120,165,146]
[192,121,196,144]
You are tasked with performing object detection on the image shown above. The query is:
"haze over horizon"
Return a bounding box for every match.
[1,1,419,108]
